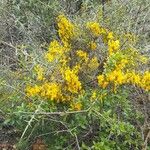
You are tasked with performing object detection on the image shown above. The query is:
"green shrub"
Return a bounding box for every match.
[0,0,149,149]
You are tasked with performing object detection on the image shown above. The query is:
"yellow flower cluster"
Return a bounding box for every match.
[97,75,109,89]
[64,69,82,94]
[126,71,141,86]
[86,22,120,55]
[25,15,149,111]
[86,22,102,36]
[40,82,62,101]
[57,15,75,47]
[90,41,97,50]
[97,50,149,92]
[76,50,88,61]
[126,71,150,91]
[91,91,97,100]
[34,65,44,81]
[107,70,126,85]
[70,102,82,110]
[97,69,150,92]
[26,85,41,97]
[108,40,120,55]
[45,40,65,62]
[115,58,128,70]
[107,32,114,40]
[90,90,107,102]
[26,82,62,102]
[141,71,150,91]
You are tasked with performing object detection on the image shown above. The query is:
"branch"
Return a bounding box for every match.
[11,109,89,116]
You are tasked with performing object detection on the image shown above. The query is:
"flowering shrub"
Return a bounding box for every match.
[25,15,149,111]
[1,0,150,149]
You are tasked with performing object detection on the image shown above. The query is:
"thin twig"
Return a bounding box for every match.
[74,133,80,150]
[19,101,43,143]
[11,109,89,116]
[142,130,150,150]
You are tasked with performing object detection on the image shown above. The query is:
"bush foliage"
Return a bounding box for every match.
[0,0,150,149]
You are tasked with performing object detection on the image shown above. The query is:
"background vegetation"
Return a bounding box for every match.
[0,0,150,149]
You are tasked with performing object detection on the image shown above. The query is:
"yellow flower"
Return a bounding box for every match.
[107,70,126,85]
[86,22,101,36]
[25,15,149,108]
[45,40,65,62]
[126,71,141,85]
[73,64,81,74]
[71,102,82,111]
[97,75,105,85]
[26,85,41,97]
[57,15,75,46]
[97,74,108,88]
[26,82,62,102]
[91,91,97,101]
[45,53,54,62]
[41,82,62,101]
[64,69,82,93]
[107,32,114,40]
[116,59,128,70]
[59,56,68,66]
[126,71,150,91]
[34,65,44,81]
[141,71,150,91]
[102,81,109,89]
[76,50,88,62]
[90,41,97,50]
[108,40,120,55]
